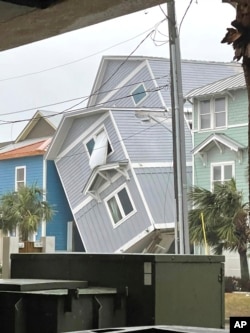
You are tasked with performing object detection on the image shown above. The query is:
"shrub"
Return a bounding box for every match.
[225,276,250,292]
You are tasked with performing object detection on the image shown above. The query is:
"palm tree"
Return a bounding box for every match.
[0,185,54,242]
[188,179,250,282]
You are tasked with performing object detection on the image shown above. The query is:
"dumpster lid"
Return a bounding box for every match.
[0,279,88,291]
[0,286,118,296]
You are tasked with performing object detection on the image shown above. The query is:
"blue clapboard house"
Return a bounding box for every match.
[0,110,76,252]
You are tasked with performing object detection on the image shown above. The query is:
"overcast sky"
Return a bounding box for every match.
[0,0,238,142]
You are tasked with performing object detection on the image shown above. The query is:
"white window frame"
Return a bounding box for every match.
[84,126,113,158]
[104,184,136,228]
[198,97,227,131]
[131,83,147,106]
[15,166,26,191]
[210,161,235,191]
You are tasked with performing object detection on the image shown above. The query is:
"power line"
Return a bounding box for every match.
[68,21,167,113]
[179,0,194,33]
[0,17,169,126]
[0,83,169,126]
[0,111,174,160]
[0,14,172,131]
[0,73,169,119]
[0,19,167,83]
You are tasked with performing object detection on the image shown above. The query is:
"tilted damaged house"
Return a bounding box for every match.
[45,56,243,253]
[46,106,192,253]
[0,110,76,253]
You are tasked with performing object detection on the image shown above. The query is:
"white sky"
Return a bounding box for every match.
[0,0,238,142]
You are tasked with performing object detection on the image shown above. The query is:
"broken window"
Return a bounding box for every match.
[85,129,113,170]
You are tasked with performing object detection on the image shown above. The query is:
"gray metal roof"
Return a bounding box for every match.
[185,72,245,99]
[88,56,243,109]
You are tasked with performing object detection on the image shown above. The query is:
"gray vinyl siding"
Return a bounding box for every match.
[94,60,143,105]
[111,110,192,163]
[135,167,175,224]
[56,112,127,209]
[136,166,192,225]
[101,65,163,108]
[56,143,86,209]
[74,173,152,252]
[112,110,172,163]
[58,113,101,154]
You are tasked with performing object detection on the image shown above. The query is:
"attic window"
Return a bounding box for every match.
[85,128,113,170]
[132,84,147,105]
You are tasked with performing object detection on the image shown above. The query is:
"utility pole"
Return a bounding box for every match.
[167,0,190,254]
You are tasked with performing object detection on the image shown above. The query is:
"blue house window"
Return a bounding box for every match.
[15,166,26,191]
[105,185,136,227]
[131,84,147,105]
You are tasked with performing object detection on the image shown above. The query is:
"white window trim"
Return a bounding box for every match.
[198,96,227,131]
[104,184,137,228]
[83,125,113,158]
[131,83,148,106]
[15,166,26,191]
[210,161,235,191]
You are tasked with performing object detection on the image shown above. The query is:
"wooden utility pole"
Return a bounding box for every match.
[167,0,190,254]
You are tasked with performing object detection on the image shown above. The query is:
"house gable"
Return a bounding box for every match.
[193,133,246,166]
[24,117,55,140]
[15,110,62,142]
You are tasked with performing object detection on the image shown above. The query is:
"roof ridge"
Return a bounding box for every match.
[101,55,242,66]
